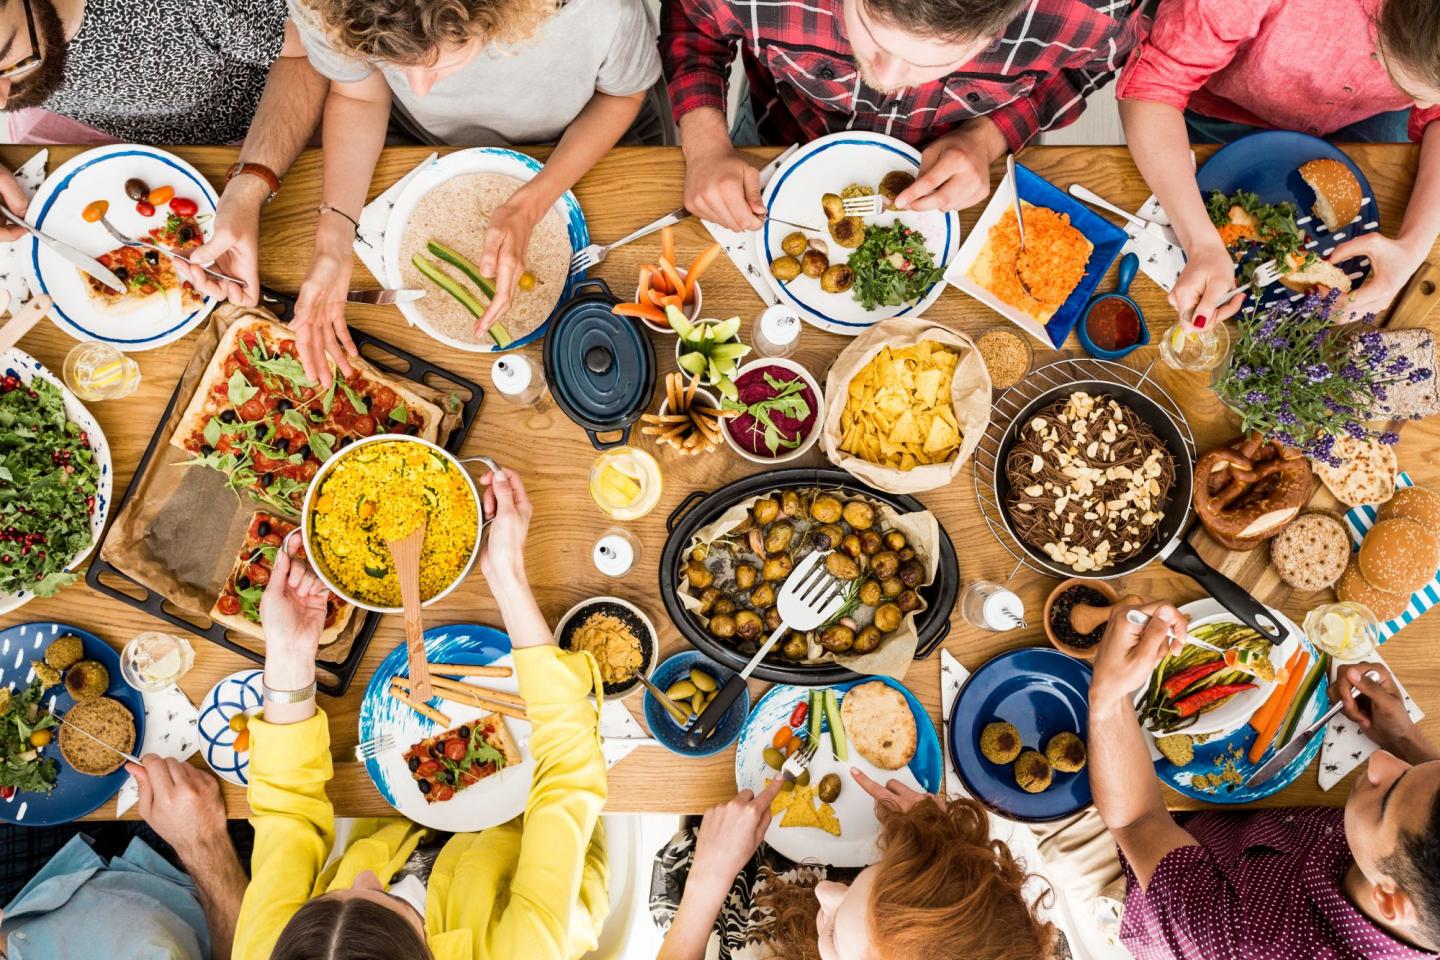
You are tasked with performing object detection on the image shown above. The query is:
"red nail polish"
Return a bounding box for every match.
[1193,314,1208,329]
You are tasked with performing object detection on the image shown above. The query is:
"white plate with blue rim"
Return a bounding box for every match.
[26,144,219,350]
[0,348,112,615]
[198,670,264,787]
[380,147,589,353]
[754,131,961,335]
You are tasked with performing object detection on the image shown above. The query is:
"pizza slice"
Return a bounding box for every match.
[210,512,352,645]
[81,213,207,314]
[403,715,520,804]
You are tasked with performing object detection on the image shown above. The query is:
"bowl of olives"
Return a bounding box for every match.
[642,650,749,757]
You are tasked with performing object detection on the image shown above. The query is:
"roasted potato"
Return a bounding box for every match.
[708,614,737,638]
[870,550,900,579]
[898,546,916,562]
[859,579,882,606]
[750,582,777,609]
[853,625,883,653]
[764,607,783,632]
[697,586,721,614]
[781,491,803,518]
[714,598,737,616]
[817,772,843,803]
[878,170,916,203]
[735,610,764,641]
[881,577,904,598]
[840,534,863,558]
[884,530,908,552]
[753,497,781,525]
[821,192,845,223]
[735,564,758,590]
[764,522,795,553]
[690,544,709,563]
[769,256,802,281]
[810,495,843,524]
[685,561,714,588]
[763,554,794,581]
[734,514,755,533]
[826,552,861,581]
[842,501,876,530]
[801,249,829,277]
[829,216,863,249]
[819,624,855,653]
[858,530,883,555]
[897,589,922,613]
[898,559,924,587]
[874,603,903,632]
[812,523,845,550]
[819,264,854,293]
[781,231,808,257]
[781,631,809,660]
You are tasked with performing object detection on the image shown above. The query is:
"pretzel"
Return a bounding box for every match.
[1193,435,1313,550]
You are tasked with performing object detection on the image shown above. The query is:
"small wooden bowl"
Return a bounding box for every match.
[1043,578,1120,661]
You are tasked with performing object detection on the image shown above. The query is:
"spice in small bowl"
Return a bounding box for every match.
[975,327,1032,390]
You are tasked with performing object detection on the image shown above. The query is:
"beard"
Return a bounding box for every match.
[854,58,910,95]
[3,0,68,110]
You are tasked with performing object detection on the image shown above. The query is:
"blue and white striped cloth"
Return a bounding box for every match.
[1342,473,1440,642]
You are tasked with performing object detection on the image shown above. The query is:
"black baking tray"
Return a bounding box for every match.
[85,294,486,697]
[660,467,958,685]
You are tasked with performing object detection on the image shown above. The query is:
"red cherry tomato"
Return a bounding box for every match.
[415,760,440,779]
[0,785,15,800]
[431,784,454,802]
[789,702,808,728]
[169,196,199,217]
[135,200,156,217]
[443,738,467,761]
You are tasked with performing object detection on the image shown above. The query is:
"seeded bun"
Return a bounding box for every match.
[1300,158,1363,232]
[1358,518,1438,595]
[1377,487,1440,560]
[59,697,135,777]
[1336,557,1411,621]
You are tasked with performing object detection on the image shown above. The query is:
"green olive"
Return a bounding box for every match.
[690,669,717,692]
[764,747,786,769]
[817,772,842,803]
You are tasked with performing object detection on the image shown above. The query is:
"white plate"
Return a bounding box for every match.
[26,145,219,350]
[198,670,264,787]
[1139,599,1300,739]
[0,349,112,615]
[380,147,588,353]
[754,132,960,335]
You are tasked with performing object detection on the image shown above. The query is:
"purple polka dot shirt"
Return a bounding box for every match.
[1120,807,1437,959]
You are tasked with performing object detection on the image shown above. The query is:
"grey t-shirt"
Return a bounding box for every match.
[290,0,662,146]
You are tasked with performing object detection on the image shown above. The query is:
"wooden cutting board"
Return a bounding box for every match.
[1186,261,1440,609]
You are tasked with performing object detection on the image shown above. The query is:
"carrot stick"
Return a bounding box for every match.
[1249,648,1305,733]
[637,266,654,305]
[612,302,667,323]
[647,288,669,308]
[661,227,675,269]
[658,257,686,301]
[1248,650,1309,764]
[661,293,684,309]
[649,264,673,295]
[685,243,723,302]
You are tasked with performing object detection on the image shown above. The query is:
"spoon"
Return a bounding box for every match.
[1006,154,1039,300]
[0,294,53,354]
[387,522,432,704]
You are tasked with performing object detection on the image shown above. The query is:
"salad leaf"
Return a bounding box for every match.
[0,680,60,794]
[846,222,944,311]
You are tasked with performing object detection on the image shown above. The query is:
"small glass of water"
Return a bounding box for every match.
[63,342,141,401]
[120,632,195,691]
[1159,320,1228,372]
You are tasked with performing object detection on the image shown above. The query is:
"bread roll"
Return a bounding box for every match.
[1336,556,1411,621]
[1299,158,1363,232]
[1358,518,1438,595]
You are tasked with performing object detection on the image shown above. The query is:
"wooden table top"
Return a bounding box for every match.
[2,142,1437,819]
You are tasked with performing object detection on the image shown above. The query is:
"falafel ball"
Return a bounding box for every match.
[1013,750,1053,794]
[1045,732,1087,774]
[979,721,1023,764]
[64,660,110,701]
[31,660,62,689]
[45,635,85,671]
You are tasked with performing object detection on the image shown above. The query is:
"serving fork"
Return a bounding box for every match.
[96,214,245,287]
[355,732,396,762]
[569,204,689,274]
[779,735,820,784]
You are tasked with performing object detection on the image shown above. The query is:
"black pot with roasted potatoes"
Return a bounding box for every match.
[660,468,957,684]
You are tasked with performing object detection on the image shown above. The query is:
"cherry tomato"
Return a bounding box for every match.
[239,398,267,422]
[169,196,199,217]
[228,714,249,733]
[246,563,270,586]
[431,784,454,802]
[81,200,109,223]
[0,785,15,800]
[232,729,251,753]
[352,414,377,436]
[29,729,52,747]
[147,185,175,206]
[415,760,440,779]
[788,702,808,728]
[135,200,156,217]
[518,271,537,292]
[216,594,241,615]
[443,738,467,761]
[771,727,793,751]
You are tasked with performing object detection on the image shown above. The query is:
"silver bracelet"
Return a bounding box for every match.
[263,679,317,704]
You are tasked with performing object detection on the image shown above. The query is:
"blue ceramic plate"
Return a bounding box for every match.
[735,677,941,867]
[0,622,144,826]
[198,670,264,786]
[1195,130,1379,308]
[359,624,536,832]
[949,647,1092,823]
[642,650,748,758]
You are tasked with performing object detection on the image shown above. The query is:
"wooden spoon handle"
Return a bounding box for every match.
[0,295,52,354]
[1069,593,1144,635]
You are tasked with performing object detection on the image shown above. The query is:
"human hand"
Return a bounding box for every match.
[293,238,357,389]
[894,119,1005,213]
[1170,235,1244,330]
[683,137,765,233]
[479,467,533,588]
[690,780,784,893]
[125,755,228,861]
[175,176,267,306]
[1090,601,1187,707]
[1328,663,1430,760]
[474,193,540,340]
[851,767,930,813]
[258,537,327,687]
[0,165,30,242]
[1327,232,1424,321]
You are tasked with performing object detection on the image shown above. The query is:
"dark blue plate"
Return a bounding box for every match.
[1195,131,1379,307]
[948,647,1092,822]
[0,622,145,826]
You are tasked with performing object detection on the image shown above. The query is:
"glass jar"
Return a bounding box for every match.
[120,632,195,691]
[63,342,141,400]
[588,446,663,521]
[1303,601,1381,662]
[959,581,1026,632]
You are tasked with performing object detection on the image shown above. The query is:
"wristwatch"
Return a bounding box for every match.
[225,161,282,203]
[263,679,316,704]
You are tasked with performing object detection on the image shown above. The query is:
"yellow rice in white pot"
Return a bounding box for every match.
[309,440,478,607]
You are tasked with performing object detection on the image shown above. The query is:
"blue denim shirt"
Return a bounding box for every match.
[2,835,209,960]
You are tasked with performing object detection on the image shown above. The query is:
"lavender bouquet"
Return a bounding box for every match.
[1212,291,1431,467]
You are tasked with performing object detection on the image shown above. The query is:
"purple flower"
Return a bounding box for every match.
[1275,431,1298,447]
[1234,364,1253,380]
[1245,390,1267,405]
[1341,362,1365,382]
[1375,385,1389,402]
[1254,365,1270,378]
[1258,318,1280,339]
[1305,363,1332,382]
[1345,421,1368,440]
[1388,356,1413,375]
[1278,410,1298,426]
[1412,368,1434,384]
[1379,432,1400,446]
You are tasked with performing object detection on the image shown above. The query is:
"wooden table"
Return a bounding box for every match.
[2,143,1437,819]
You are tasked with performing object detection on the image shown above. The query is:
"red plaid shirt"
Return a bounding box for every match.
[661,0,1144,150]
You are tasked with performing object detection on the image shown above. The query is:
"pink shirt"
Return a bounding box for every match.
[1116,0,1440,142]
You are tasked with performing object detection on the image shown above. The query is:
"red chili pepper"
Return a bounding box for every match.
[789,701,808,728]
[1161,660,1227,699]
[1174,682,1256,717]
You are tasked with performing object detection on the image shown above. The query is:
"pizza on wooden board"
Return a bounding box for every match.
[210,512,353,646]
[81,214,206,315]
[403,715,521,804]
[170,317,445,515]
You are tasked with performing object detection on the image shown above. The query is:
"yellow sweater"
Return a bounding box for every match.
[232,645,610,960]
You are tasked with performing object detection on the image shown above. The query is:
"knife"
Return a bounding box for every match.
[1,206,125,294]
[51,710,142,766]
[1245,669,1380,789]
[347,288,424,305]
[1067,184,1181,247]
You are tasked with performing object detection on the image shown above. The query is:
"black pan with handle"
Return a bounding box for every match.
[995,379,1287,644]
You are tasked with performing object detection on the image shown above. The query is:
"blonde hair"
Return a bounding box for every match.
[304,0,558,64]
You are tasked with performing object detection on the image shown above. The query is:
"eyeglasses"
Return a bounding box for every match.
[0,0,42,82]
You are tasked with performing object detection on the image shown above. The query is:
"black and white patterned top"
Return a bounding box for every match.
[42,0,287,144]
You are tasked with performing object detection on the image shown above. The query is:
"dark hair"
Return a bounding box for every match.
[1383,790,1440,949]
[4,0,69,111]
[270,896,433,960]
[859,0,1028,42]
[1378,0,1440,91]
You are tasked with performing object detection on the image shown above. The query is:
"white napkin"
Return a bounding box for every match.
[1318,654,1425,791]
[1122,196,1186,293]
[700,145,801,307]
[599,697,655,768]
[114,684,202,816]
[353,151,440,289]
[0,149,50,308]
[940,649,969,797]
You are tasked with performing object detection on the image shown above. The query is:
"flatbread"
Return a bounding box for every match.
[398,173,568,346]
[1311,435,1397,508]
[840,681,917,770]
[59,697,135,777]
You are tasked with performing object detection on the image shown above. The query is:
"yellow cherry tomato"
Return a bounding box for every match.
[29,729,52,747]
[147,185,175,206]
[81,200,109,223]
[518,271,537,292]
[233,729,251,753]
[771,726,793,751]
[229,713,249,733]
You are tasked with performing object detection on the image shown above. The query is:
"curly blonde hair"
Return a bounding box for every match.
[754,795,1057,960]
[304,0,558,64]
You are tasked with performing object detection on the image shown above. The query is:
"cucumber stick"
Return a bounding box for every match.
[427,241,497,299]
[1276,652,1330,745]
[414,246,514,349]
[824,688,847,761]
[808,690,822,745]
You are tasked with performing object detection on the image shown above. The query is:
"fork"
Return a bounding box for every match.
[686,551,847,748]
[96,214,245,286]
[779,735,819,784]
[569,204,689,274]
[354,732,396,762]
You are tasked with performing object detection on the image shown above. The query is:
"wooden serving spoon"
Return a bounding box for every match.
[388,521,432,704]
[0,294,53,354]
[1069,593,1144,635]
